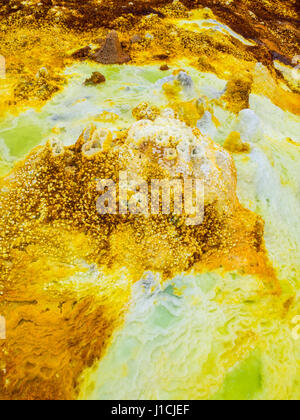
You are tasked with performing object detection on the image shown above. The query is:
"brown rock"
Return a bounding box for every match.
[84,72,106,86]
[160,64,169,71]
[132,102,160,121]
[72,46,91,60]
[93,30,131,65]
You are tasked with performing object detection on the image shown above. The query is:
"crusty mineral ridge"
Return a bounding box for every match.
[0,0,297,403]
[93,30,131,64]
[125,117,238,215]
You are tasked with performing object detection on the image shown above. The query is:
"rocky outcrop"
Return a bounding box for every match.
[93,31,131,65]
[84,72,106,85]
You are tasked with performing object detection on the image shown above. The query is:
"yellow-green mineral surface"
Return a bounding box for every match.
[0,0,299,400]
